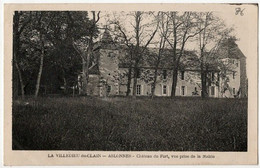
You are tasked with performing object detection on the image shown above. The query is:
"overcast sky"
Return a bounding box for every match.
[98,9,254,60]
[217,9,254,59]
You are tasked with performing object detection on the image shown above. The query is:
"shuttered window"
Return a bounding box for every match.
[137,85,141,95]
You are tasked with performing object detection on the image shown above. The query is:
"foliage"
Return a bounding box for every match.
[14,11,238,98]
[13,11,99,95]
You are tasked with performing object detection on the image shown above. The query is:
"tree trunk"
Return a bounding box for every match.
[13,12,25,99]
[12,61,19,100]
[200,50,208,98]
[151,67,159,98]
[35,38,44,98]
[201,70,208,98]
[126,66,132,96]
[13,37,25,99]
[151,47,163,98]
[132,62,138,98]
[81,41,92,95]
[132,70,138,98]
[63,77,67,94]
[170,16,178,98]
[171,68,178,98]
[85,50,91,94]
[14,58,25,99]
[81,59,88,95]
[61,68,67,94]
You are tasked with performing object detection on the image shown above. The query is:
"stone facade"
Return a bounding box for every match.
[82,30,247,98]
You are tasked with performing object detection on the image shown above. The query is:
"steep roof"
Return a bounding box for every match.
[217,38,246,59]
[101,28,114,44]
[95,31,243,73]
[118,48,201,70]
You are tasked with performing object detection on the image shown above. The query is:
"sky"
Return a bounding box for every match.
[217,7,256,59]
[98,9,254,59]
[97,7,257,77]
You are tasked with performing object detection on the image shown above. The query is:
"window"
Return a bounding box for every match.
[163,70,167,80]
[233,88,236,95]
[233,72,236,79]
[211,72,215,81]
[236,62,239,67]
[181,86,185,96]
[107,85,111,94]
[150,85,154,94]
[108,52,114,58]
[217,73,220,81]
[162,85,167,95]
[211,86,215,96]
[136,85,141,95]
[137,69,141,78]
[181,71,185,80]
[232,60,235,64]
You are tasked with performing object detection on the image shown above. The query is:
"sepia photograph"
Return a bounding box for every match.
[3,3,258,165]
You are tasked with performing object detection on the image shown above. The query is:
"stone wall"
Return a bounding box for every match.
[240,57,248,97]
[86,75,100,96]
[118,68,209,97]
[99,47,120,96]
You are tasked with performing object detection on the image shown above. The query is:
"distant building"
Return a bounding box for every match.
[78,29,247,98]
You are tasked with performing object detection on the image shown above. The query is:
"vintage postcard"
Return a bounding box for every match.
[4,3,258,165]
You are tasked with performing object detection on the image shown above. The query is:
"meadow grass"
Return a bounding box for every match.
[12,96,247,151]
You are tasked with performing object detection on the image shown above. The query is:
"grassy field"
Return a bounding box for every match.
[12,96,247,151]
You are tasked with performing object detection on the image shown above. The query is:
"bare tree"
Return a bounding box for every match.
[150,12,169,98]
[162,12,203,98]
[196,12,232,98]
[109,17,134,96]
[109,11,159,97]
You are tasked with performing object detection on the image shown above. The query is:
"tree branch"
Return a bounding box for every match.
[72,40,87,62]
[95,11,101,24]
[18,12,32,36]
[141,17,159,53]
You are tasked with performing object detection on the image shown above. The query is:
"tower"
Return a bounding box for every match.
[98,28,120,97]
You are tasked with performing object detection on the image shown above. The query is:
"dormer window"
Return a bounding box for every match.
[181,71,185,80]
[163,70,167,80]
[137,68,141,78]
[211,72,215,81]
[108,52,114,57]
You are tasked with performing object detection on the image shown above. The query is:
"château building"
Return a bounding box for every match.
[78,29,247,98]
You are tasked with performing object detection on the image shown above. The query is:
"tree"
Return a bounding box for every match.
[70,11,100,95]
[44,11,93,93]
[109,11,159,97]
[150,12,169,98]
[13,11,32,99]
[196,12,232,98]
[161,12,204,98]
[13,11,99,97]
[109,15,134,96]
[32,12,56,97]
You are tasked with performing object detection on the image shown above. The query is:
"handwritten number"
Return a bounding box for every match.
[235,8,245,16]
